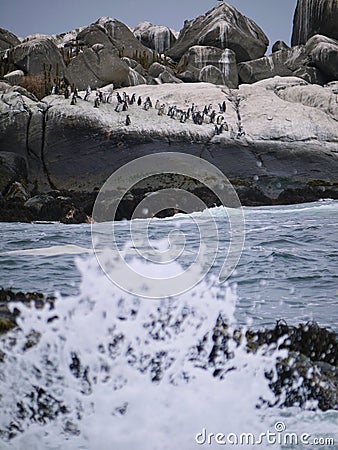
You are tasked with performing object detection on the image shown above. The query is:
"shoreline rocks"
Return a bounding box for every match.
[0,77,337,222]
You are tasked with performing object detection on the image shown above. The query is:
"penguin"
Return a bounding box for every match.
[137,96,142,106]
[158,105,166,116]
[125,115,131,126]
[116,92,123,104]
[130,93,136,104]
[219,101,226,113]
[70,93,77,105]
[155,100,160,110]
[122,101,128,111]
[145,96,152,108]
[216,115,224,125]
[94,97,100,108]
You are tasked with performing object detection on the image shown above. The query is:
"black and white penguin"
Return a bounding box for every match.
[125,115,131,126]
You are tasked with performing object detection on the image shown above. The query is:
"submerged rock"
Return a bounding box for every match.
[166,2,268,63]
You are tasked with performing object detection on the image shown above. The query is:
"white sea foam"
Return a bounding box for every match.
[1,244,92,257]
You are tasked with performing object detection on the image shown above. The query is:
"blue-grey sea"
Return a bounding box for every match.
[0,200,337,449]
[1,200,337,331]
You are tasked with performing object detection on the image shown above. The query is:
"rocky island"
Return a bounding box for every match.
[0,0,337,222]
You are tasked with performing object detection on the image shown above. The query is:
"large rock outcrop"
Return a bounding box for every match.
[76,24,115,50]
[306,34,338,81]
[177,46,238,87]
[65,45,130,89]
[292,0,338,45]
[238,35,338,85]
[166,3,269,63]
[134,22,177,54]
[95,17,154,64]
[4,37,66,79]
[0,78,337,204]
[0,28,21,52]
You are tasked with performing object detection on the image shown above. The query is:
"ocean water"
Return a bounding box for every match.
[1,200,337,330]
[0,200,337,449]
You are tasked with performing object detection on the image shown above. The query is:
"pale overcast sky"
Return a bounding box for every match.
[2,0,298,50]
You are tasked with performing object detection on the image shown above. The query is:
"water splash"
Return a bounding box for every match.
[0,249,337,449]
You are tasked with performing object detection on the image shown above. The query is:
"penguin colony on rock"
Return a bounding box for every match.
[51,85,241,138]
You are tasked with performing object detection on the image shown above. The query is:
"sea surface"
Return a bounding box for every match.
[0,200,337,449]
[1,200,337,331]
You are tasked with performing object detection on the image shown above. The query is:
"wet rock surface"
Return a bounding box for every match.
[212,320,338,411]
[1,293,337,411]
[0,190,95,223]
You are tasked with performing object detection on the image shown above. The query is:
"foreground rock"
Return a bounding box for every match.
[212,321,338,411]
[166,3,269,63]
[292,0,338,45]
[1,293,337,411]
[0,289,55,334]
